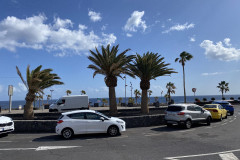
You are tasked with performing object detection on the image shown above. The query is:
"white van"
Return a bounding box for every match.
[49,95,89,112]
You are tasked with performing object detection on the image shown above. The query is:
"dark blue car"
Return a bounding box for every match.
[212,101,234,115]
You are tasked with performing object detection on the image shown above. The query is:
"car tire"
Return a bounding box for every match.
[185,120,192,129]
[167,123,173,127]
[107,126,119,137]
[62,128,74,139]
[231,112,234,116]
[206,117,211,126]
[225,114,228,119]
[219,115,223,121]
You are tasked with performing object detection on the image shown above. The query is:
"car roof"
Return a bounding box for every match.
[204,104,219,106]
[168,103,197,107]
[62,110,96,115]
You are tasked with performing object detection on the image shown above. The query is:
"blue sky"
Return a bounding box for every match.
[0,0,240,101]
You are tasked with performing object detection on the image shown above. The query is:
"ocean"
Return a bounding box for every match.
[0,94,239,110]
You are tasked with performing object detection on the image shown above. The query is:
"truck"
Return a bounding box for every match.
[49,95,89,112]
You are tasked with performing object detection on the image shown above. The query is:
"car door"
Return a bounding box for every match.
[194,106,205,121]
[219,105,226,117]
[67,112,87,134]
[187,106,197,121]
[85,112,108,133]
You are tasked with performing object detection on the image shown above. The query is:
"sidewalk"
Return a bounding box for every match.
[0,105,167,114]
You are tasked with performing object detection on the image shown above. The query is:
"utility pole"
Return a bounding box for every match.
[123,76,127,106]
[50,89,54,103]
[130,82,133,99]
[8,85,13,113]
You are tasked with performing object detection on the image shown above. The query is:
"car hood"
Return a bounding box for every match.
[0,116,12,123]
[109,117,125,123]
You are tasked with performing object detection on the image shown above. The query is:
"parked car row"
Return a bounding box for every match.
[165,101,234,129]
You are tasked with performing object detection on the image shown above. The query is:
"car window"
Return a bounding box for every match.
[167,106,184,112]
[195,106,202,112]
[203,105,217,108]
[67,113,85,119]
[86,113,102,120]
[187,106,195,111]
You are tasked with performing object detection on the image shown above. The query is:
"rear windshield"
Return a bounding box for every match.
[58,115,64,120]
[203,105,217,108]
[167,106,184,112]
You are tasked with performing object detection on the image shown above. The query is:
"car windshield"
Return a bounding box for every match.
[167,106,184,112]
[95,111,110,119]
[203,105,217,108]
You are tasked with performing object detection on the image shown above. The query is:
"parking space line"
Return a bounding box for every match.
[0,141,12,143]
[164,149,240,160]
[221,123,228,126]
[219,153,239,160]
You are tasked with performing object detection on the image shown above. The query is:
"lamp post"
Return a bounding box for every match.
[50,89,54,103]
[123,76,127,106]
[130,82,133,99]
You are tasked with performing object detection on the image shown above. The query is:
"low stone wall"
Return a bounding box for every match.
[13,114,165,133]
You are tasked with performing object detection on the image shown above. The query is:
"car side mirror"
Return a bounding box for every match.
[100,117,105,121]
[201,109,205,113]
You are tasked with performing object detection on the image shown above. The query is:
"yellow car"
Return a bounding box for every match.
[203,104,227,121]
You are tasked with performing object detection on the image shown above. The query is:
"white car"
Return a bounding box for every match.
[0,116,14,135]
[56,110,126,139]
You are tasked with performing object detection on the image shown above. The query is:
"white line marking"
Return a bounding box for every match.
[221,123,228,126]
[0,146,81,151]
[178,129,195,133]
[206,127,212,129]
[164,149,240,160]
[0,141,12,143]
[219,153,239,160]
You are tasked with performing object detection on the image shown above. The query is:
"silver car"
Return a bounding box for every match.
[165,104,212,129]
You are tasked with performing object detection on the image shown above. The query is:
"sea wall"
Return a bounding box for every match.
[13,114,165,133]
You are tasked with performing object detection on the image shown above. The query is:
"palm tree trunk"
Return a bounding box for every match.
[109,87,118,115]
[222,90,224,99]
[141,89,149,114]
[183,65,186,103]
[24,92,35,120]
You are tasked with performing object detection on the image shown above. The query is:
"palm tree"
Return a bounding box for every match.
[148,90,152,103]
[164,94,169,103]
[66,90,72,96]
[129,52,176,114]
[81,90,86,95]
[118,97,123,105]
[217,81,229,99]
[88,44,134,115]
[16,65,64,119]
[102,98,108,107]
[39,94,43,108]
[46,94,51,104]
[166,82,176,102]
[134,89,141,105]
[175,51,193,103]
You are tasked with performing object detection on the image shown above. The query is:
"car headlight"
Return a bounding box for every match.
[116,120,124,124]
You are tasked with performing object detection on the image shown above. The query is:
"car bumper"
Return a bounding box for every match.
[165,120,185,125]
[0,125,14,134]
[210,113,222,119]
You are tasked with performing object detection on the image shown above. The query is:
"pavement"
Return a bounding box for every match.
[0,106,239,160]
[0,105,167,114]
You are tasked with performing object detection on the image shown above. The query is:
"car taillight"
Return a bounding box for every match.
[177,112,185,115]
[212,110,218,112]
[57,120,64,124]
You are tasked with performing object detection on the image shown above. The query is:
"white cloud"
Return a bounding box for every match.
[190,37,195,42]
[200,38,240,61]
[126,33,132,37]
[224,38,231,47]
[101,25,107,31]
[201,72,223,76]
[124,11,147,32]
[18,82,27,91]
[162,22,195,33]
[53,17,73,29]
[88,10,102,22]
[0,14,116,56]
[167,18,172,21]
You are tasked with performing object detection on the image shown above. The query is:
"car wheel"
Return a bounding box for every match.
[62,128,74,139]
[167,123,172,127]
[206,117,211,126]
[107,126,119,136]
[219,115,222,121]
[185,120,192,129]
[231,112,234,116]
[225,114,228,119]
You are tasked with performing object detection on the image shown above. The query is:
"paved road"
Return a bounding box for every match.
[0,107,240,160]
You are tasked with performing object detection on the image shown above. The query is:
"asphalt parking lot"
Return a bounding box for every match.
[0,106,240,160]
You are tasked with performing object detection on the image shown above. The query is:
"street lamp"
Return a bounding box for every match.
[123,76,127,106]
[50,89,54,103]
[130,82,133,99]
